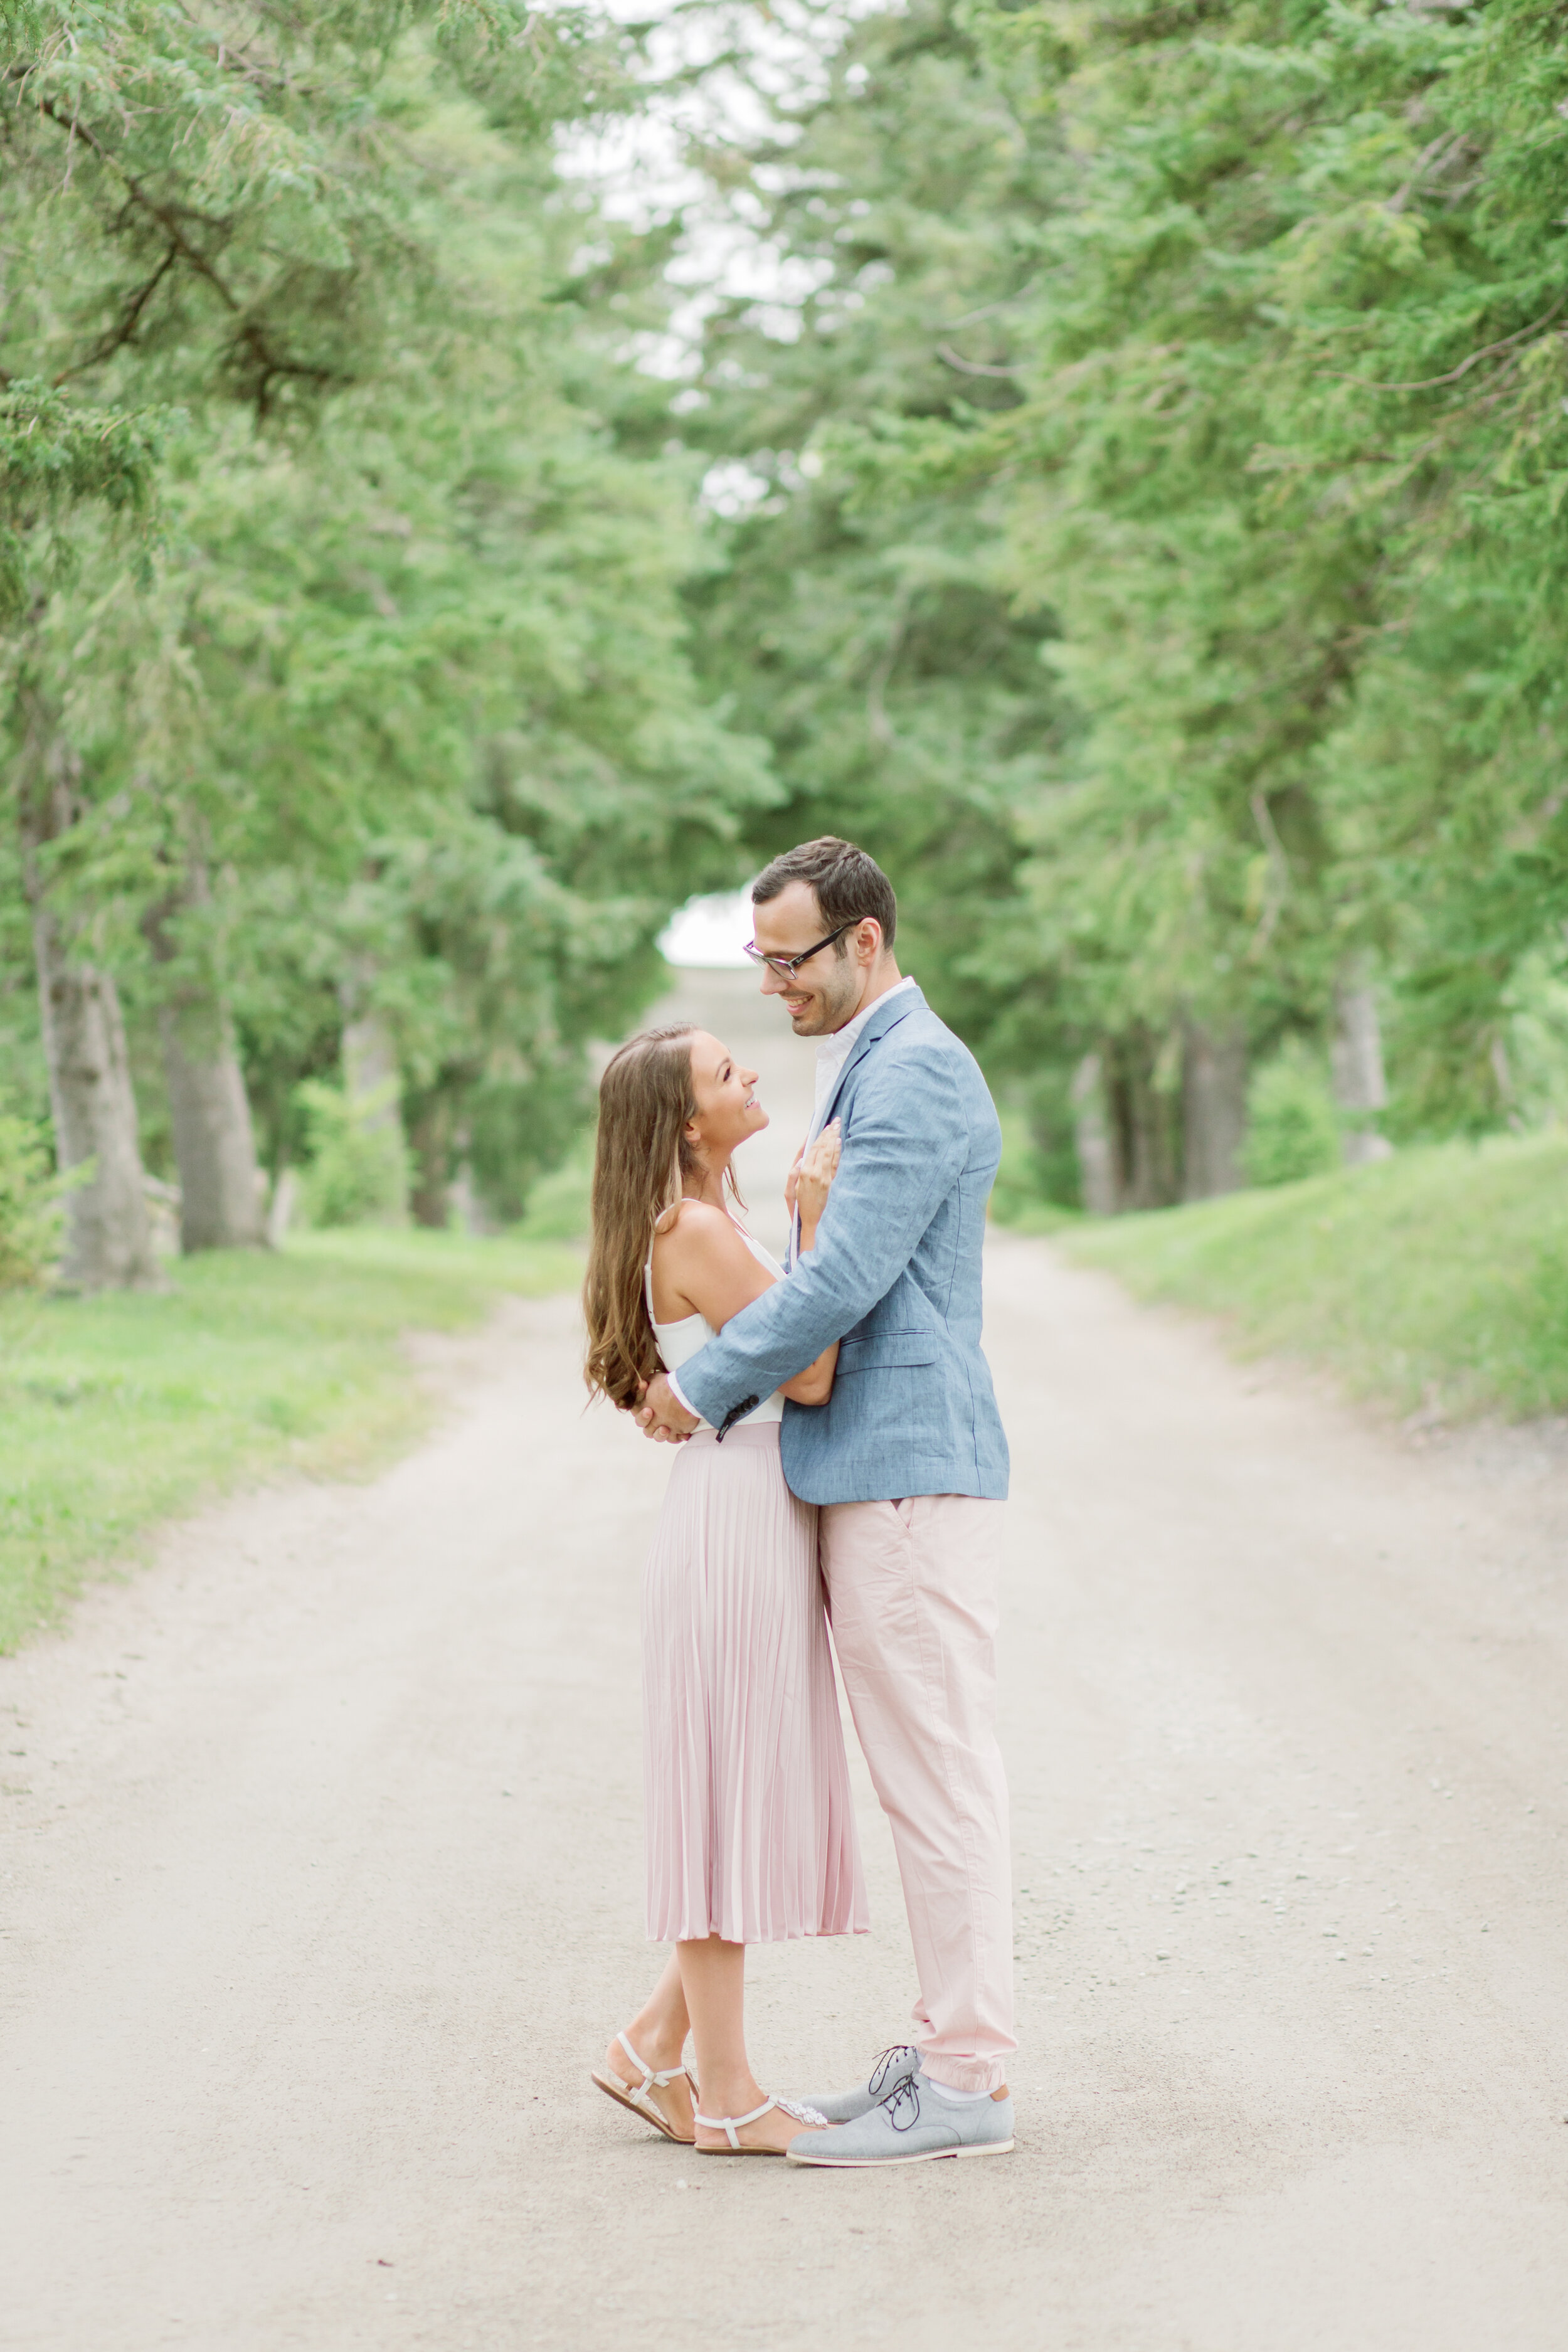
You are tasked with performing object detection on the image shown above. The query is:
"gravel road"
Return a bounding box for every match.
[4,982,1568,2351]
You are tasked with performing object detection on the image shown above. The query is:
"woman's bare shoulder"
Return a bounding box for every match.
[654,1199,749,1261]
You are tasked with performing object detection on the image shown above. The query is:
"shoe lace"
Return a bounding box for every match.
[866,2043,919,2101]
[882,2077,923,2134]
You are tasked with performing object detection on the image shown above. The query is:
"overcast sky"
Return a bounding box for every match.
[555,0,857,374]
[565,4,866,965]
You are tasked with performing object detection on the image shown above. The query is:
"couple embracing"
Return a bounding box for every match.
[583,837,1014,2168]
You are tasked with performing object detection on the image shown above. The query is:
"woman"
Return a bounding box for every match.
[583,1024,867,2156]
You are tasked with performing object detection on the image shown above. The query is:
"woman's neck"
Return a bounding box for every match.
[684,1155,731,1210]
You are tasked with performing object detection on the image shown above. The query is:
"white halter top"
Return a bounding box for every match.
[644,1216,785,1429]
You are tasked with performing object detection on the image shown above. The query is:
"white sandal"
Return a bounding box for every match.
[591,2030,697,2146]
[693,2093,827,2156]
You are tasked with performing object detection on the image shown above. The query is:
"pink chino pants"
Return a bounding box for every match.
[818,1494,1015,2094]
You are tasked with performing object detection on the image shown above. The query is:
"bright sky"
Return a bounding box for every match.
[565,6,862,968]
[554,0,853,381]
[658,887,756,967]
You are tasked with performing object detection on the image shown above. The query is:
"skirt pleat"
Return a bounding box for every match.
[642,1423,869,1945]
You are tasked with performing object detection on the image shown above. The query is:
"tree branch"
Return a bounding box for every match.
[26,89,352,413]
[52,243,181,384]
[29,92,241,313]
[1247,788,1290,958]
[865,588,911,753]
[1385,129,1466,216]
[1325,299,1565,393]
[937,343,1019,379]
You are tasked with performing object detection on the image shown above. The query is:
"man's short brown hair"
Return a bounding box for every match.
[751,836,897,950]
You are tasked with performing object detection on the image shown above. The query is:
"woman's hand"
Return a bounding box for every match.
[781,1123,842,1402]
[795,1120,841,1248]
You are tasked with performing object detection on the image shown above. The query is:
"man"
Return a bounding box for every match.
[635,836,1015,2166]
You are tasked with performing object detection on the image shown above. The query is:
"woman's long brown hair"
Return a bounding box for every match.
[583,1025,702,1412]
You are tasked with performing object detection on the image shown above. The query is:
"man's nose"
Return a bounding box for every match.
[759,965,787,995]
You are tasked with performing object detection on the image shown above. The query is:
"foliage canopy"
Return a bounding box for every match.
[3,0,1567,1253]
[678,0,1568,1192]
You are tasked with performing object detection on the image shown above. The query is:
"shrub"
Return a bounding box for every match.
[295,1082,409,1229]
[516,1145,593,1241]
[0,1107,62,1288]
[1241,1045,1342,1188]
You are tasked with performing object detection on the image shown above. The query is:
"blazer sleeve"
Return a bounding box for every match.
[673,1046,968,1429]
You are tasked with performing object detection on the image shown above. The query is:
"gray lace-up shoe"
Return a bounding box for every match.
[787,2074,1014,2166]
[792,2043,922,2127]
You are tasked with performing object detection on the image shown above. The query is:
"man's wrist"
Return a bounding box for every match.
[665,1370,698,1423]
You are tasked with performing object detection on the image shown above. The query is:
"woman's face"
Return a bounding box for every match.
[685,1030,767,1161]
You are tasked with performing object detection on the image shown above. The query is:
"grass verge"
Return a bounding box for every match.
[1058,1130,1568,1422]
[0,1227,581,1653]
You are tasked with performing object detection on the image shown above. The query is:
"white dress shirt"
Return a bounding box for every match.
[665,975,918,1421]
[807,975,919,1144]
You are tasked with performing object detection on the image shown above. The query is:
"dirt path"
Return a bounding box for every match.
[4,1246,1568,2349]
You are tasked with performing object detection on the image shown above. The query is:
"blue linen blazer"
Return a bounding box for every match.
[672,985,1009,1506]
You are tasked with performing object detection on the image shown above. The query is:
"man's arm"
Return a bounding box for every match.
[660,1049,968,1432]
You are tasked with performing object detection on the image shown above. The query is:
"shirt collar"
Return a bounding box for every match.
[812,978,918,1126]
[818,975,918,1071]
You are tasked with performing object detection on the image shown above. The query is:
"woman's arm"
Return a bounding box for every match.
[651,1138,841,1406]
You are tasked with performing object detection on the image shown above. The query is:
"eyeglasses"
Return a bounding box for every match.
[743,919,865,982]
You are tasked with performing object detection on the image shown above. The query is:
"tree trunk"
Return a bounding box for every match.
[339,972,408,1222]
[19,741,157,1290]
[1181,1018,1248,1200]
[144,891,265,1253]
[1106,1030,1182,1210]
[342,1003,402,1130]
[32,925,159,1287]
[1071,1052,1120,1216]
[1332,960,1392,1167]
[406,1091,455,1229]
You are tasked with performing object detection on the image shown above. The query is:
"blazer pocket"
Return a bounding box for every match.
[835,1332,940,1374]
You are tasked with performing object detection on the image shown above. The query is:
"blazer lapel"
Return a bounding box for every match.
[821,983,926,1133]
[788,984,926,1269]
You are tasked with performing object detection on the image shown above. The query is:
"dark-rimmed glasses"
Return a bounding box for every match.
[743,919,865,982]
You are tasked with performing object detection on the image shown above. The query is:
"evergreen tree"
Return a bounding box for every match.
[681,0,1568,1201]
[678,0,1074,1063]
[0,0,768,1263]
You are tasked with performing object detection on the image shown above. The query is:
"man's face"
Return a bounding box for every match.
[751,881,870,1038]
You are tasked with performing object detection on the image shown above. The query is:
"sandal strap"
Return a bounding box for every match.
[615,2030,690,2111]
[777,2095,828,2127]
[693,2095,776,2149]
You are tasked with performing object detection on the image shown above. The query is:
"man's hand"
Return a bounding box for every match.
[632,1370,700,1443]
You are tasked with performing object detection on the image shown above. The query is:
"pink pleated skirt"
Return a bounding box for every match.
[642,1422,869,1946]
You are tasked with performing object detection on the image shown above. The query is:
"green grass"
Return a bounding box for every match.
[991,1197,1086,1237]
[988,1104,1087,1236]
[0,1227,582,1653]
[1060,1130,1568,1422]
